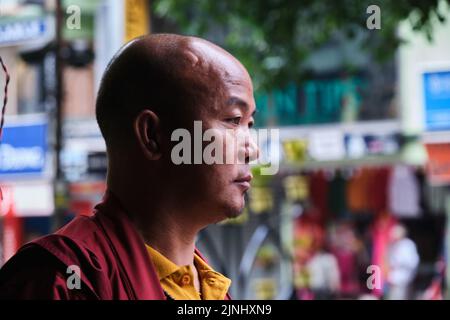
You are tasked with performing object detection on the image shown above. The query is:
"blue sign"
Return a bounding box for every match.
[0,17,49,46]
[423,70,450,131]
[0,123,47,176]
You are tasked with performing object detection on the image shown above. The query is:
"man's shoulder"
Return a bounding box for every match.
[0,242,97,299]
[30,215,106,264]
[55,214,101,242]
[0,215,113,299]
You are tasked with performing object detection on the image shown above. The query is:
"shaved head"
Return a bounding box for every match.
[99,33,258,224]
[96,34,250,149]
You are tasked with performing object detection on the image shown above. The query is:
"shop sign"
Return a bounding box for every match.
[0,17,52,46]
[0,123,47,176]
[254,77,368,127]
[423,70,450,131]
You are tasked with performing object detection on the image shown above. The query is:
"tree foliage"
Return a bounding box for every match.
[153,0,449,90]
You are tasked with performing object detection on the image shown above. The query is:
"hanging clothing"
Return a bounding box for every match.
[388,165,420,218]
[346,168,370,213]
[309,170,330,220]
[328,170,348,219]
[369,167,390,213]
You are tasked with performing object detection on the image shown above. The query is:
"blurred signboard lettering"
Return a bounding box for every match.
[0,123,47,176]
[0,17,53,46]
[423,70,450,131]
[254,77,367,127]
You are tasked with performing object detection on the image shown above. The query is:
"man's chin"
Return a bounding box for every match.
[224,209,243,220]
[210,195,247,223]
[223,199,246,219]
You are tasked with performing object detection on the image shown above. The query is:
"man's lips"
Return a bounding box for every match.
[234,174,253,190]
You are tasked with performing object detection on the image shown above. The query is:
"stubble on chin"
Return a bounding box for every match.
[223,196,247,220]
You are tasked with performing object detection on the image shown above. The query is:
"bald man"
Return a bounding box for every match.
[0,34,258,300]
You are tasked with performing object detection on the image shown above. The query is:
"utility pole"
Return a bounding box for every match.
[53,0,66,229]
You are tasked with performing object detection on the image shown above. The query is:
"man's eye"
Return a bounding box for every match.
[226,117,242,125]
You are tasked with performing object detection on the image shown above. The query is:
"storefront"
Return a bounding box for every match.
[0,1,55,266]
[0,116,53,265]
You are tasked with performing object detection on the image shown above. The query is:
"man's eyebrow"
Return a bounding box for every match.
[227,96,256,116]
[227,96,249,108]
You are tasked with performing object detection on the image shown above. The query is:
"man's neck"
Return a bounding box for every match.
[109,188,200,266]
[107,167,204,267]
[115,189,203,293]
[141,213,199,267]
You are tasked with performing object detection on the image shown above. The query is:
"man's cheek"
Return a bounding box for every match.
[223,130,238,164]
[202,128,225,165]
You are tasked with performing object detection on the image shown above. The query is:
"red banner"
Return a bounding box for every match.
[425,143,450,185]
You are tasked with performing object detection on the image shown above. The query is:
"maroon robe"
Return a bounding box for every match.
[0,191,231,300]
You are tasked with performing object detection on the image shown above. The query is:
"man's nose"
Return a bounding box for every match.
[245,132,259,164]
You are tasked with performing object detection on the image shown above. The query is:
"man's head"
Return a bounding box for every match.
[96,34,258,225]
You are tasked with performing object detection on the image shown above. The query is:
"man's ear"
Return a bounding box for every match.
[134,109,162,160]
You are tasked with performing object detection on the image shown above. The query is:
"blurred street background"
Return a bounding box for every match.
[1,0,450,300]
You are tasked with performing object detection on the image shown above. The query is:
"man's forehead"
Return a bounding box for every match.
[188,39,251,85]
